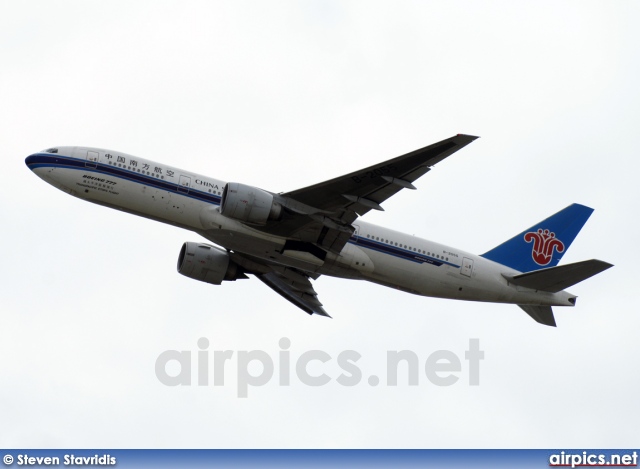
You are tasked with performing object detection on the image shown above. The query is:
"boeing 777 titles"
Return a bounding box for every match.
[25,135,612,326]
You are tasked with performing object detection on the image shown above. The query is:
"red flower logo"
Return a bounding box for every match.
[523,229,565,266]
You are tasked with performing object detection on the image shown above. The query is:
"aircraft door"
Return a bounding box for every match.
[352,224,360,243]
[460,257,474,277]
[86,150,99,168]
[178,175,191,193]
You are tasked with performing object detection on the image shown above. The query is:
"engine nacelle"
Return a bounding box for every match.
[220,182,282,225]
[177,242,246,285]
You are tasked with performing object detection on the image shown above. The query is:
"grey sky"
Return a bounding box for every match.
[2,1,638,448]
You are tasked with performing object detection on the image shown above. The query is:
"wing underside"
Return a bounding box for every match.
[259,134,479,255]
[283,134,478,215]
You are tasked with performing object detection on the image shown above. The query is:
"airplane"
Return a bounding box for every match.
[25,135,612,326]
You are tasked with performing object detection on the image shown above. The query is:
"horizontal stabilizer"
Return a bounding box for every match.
[505,259,613,293]
[519,305,556,327]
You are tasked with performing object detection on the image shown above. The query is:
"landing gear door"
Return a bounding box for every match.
[460,257,473,277]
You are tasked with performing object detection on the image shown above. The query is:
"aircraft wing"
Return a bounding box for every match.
[284,134,478,217]
[228,251,329,317]
[256,270,330,317]
[261,134,478,254]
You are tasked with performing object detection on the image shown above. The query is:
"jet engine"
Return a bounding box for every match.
[220,182,282,225]
[177,242,247,285]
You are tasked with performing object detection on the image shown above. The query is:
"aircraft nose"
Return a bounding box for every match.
[26,148,60,170]
[25,153,40,170]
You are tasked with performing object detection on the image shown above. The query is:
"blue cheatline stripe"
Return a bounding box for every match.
[25,153,222,206]
[27,154,457,269]
[349,237,458,268]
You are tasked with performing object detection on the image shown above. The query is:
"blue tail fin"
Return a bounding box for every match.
[480,203,594,272]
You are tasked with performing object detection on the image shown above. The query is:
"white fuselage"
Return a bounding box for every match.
[26,146,576,308]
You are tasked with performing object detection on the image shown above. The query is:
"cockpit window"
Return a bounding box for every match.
[44,148,58,153]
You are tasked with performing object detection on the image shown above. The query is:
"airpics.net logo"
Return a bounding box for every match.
[155,338,484,397]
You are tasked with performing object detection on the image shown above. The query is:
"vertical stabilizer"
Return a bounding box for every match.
[481,204,593,272]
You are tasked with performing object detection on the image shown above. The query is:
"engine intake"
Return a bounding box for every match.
[177,242,247,285]
[220,182,282,225]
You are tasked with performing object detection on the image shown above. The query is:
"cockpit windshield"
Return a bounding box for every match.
[42,148,58,153]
